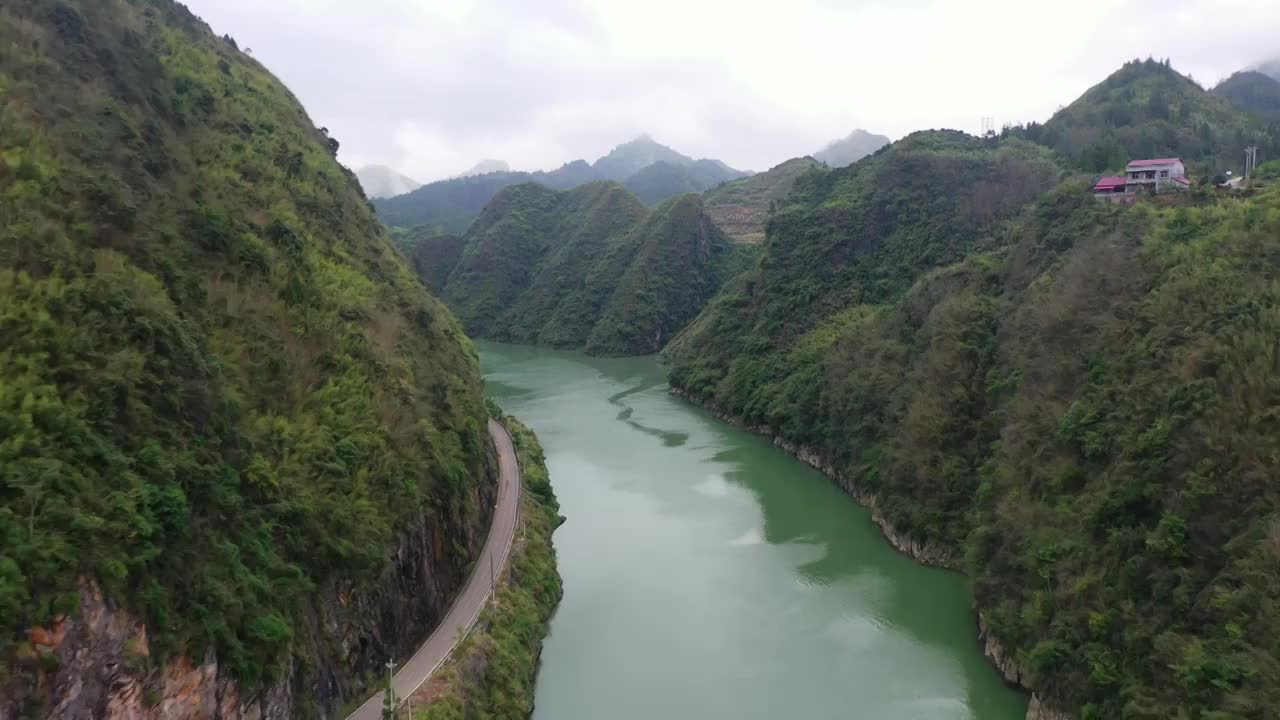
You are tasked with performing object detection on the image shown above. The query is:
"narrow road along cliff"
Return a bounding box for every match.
[347,418,522,720]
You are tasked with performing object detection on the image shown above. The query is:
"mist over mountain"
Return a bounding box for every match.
[356,164,421,198]
[1257,58,1280,82]
[814,129,891,167]
[454,158,511,177]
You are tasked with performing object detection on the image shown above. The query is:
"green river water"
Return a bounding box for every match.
[479,342,1027,720]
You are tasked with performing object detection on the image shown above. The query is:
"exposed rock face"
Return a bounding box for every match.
[669,386,1072,720]
[3,472,497,720]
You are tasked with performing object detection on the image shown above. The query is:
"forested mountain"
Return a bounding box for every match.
[372,136,748,232]
[623,158,750,205]
[0,1,495,716]
[411,182,756,355]
[813,129,891,167]
[592,134,700,180]
[1015,58,1276,174]
[373,170,531,234]
[1213,70,1280,122]
[355,164,421,198]
[667,124,1280,715]
[703,157,822,243]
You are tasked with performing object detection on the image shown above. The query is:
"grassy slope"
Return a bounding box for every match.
[0,0,488,693]
[668,123,1280,715]
[703,156,823,243]
[416,414,562,720]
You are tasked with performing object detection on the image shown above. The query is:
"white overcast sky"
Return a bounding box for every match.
[185,0,1279,182]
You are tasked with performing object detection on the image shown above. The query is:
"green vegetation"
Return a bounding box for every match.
[667,122,1280,715]
[1013,59,1277,174]
[373,136,747,234]
[417,413,562,720]
[703,157,822,243]
[623,159,747,205]
[0,0,488,701]
[426,182,757,356]
[1212,71,1280,123]
[398,229,466,294]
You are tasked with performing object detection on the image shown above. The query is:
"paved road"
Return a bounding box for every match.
[348,418,522,720]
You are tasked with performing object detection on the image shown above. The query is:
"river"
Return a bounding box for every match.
[479,341,1027,720]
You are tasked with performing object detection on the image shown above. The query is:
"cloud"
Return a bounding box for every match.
[184,0,1280,182]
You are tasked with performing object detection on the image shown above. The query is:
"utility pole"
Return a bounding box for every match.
[382,660,398,720]
[490,554,495,594]
[1245,146,1259,180]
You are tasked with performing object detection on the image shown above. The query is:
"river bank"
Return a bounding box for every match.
[667,385,1069,720]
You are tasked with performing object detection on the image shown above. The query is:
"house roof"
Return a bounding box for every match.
[1127,158,1183,168]
[1172,176,1191,186]
[1092,176,1126,190]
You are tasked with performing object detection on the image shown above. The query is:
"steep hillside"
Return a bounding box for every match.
[1213,70,1280,122]
[1021,59,1275,173]
[373,136,748,233]
[668,128,1280,715]
[586,194,744,355]
[356,164,421,198]
[0,1,494,716]
[814,129,891,167]
[427,183,754,355]
[398,228,466,294]
[703,157,822,243]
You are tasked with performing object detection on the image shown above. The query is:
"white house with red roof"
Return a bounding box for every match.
[1124,157,1190,194]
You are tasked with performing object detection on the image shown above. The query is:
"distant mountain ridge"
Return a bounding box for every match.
[454,158,510,177]
[355,164,421,198]
[373,135,748,232]
[1257,58,1280,83]
[814,129,891,167]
